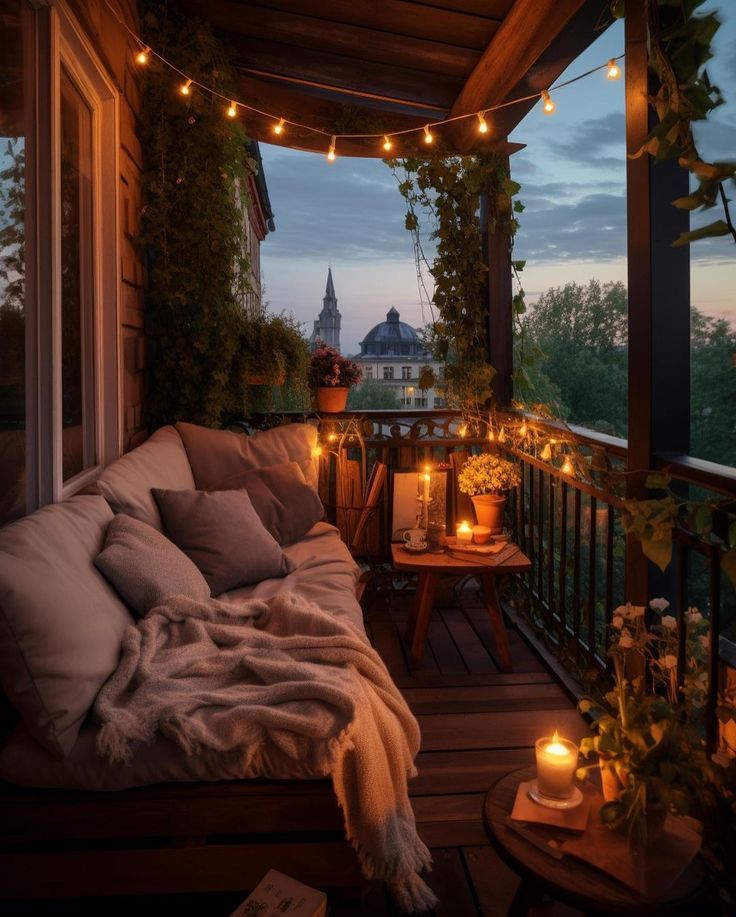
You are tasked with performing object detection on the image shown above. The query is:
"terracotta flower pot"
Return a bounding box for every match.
[471,493,506,534]
[316,386,349,413]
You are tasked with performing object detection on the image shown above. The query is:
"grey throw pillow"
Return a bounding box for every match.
[152,487,293,596]
[210,461,324,545]
[95,514,210,616]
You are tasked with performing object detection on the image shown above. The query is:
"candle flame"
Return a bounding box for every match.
[545,730,569,756]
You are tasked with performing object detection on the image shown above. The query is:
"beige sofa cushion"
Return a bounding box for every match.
[210,461,324,545]
[0,496,134,757]
[96,426,195,530]
[95,514,211,616]
[176,422,319,490]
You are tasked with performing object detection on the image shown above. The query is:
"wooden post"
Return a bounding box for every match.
[625,0,690,603]
[481,173,514,409]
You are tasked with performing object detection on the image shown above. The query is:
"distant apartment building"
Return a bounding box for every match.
[353,308,444,409]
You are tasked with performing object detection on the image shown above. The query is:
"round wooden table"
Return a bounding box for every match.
[391,541,531,670]
[483,767,710,917]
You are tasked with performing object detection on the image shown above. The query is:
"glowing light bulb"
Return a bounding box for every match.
[135,47,150,65]
[423,125,433,144]
[607,59,621,81]
[498,427,507,443]
[180,79,192,96]
[458,424,467,438]
[383,135,393,152]
[477,112,488,134]
[273,118,285,135]
[311,445,323,458]
[488,429,495,442]
[540,443,552,462]
[541,90,556,115]
[226,101,237,118]
[519,422,528,438]
[327,135,336,162]
[561,458,574,476]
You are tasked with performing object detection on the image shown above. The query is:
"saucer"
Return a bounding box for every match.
[527,782,583,810]
[402,543,427,554]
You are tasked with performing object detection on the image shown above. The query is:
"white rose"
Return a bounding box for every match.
[661,615,677,630]
[649,598,670,613]
[619,631,634,649]
[612,615,624,630]
[687,609,703,624]
[664,654,678,669]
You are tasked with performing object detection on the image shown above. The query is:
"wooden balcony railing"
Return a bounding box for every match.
[241,409,736,754]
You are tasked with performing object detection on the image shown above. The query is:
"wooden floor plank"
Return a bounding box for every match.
[417,709,587,752]
[411,748,535,795]
[413,794,489,847]
[462,846,521,917]
[427,618,469,676]
[370,619,409,680]
[462,605,546,673]
[422,847,480,917]
[391,671,554,690]
[440,607,498,674]
[402,682,570,715]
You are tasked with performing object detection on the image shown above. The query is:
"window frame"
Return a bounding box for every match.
[35,3,120,504]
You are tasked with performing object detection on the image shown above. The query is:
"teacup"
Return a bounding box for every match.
[403,528,427,550]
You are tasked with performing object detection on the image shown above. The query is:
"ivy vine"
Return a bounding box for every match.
[613,0,736,246]
[140,0,255,427]
[389,153,533,412]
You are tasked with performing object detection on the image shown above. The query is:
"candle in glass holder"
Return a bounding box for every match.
[535,732,578,798]
[472,524,491,545]
[456,521,473,544]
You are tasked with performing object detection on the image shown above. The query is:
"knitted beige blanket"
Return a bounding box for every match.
[94,592,437,912]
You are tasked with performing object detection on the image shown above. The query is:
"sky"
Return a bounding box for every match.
[259,7,736,357]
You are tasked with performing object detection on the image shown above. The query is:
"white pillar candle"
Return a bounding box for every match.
[456,521,473,544]
[535,732,577,798]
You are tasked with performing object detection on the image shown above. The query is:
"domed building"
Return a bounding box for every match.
[353,308,444,409]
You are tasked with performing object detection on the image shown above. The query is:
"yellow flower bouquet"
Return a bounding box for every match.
[457,453,521,496]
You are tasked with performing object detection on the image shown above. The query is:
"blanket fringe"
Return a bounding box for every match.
[388,872,438,913]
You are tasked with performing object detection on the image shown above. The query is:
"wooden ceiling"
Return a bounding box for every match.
[181,0,612,157]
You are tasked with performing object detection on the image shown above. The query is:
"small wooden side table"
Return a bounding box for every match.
[390,542,531,670]
[483,767,709,917]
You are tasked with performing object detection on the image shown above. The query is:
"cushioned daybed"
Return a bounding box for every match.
[0,422,370,900]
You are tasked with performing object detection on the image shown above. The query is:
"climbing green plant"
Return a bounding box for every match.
[389,153,533,413]
[139,0,254,427]
[613,0,736,246]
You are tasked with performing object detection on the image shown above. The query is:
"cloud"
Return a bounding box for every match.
[547,112,626,167]
[259,146,414,261]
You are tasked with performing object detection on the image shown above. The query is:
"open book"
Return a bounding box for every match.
[230,869,327,917]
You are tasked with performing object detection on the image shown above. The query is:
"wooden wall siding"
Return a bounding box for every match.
[67,0,148,452]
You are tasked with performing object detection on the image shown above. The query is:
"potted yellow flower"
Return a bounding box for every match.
[457,452,521,533]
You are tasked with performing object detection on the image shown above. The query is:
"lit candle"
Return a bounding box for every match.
[456,521,473,544]
[535,732,578,799]
[422,465,432,529]
[472,524,491,545]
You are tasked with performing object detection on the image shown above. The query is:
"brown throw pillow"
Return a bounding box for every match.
[152,488,293,596]
[95,514,211,616]
[209,461,323,545]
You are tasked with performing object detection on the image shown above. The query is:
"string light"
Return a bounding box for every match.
[101,2,623,153]
[311,445,323,458]
[541,90,556,114]
[498,427,507,443]
[458,424,467,438]
[488,429,495,442]
[540,443,552,462]
[519,421,528,438]
[561,458,574,476]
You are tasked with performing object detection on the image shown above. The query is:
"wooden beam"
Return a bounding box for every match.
[183,0,509,51]
[182,0,484,77]
[229,36,465,111]
[624,0,690,603]
[235,74,525,158]
[447,0,588,152]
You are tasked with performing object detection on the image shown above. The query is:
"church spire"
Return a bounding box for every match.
[325,266,336,301]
